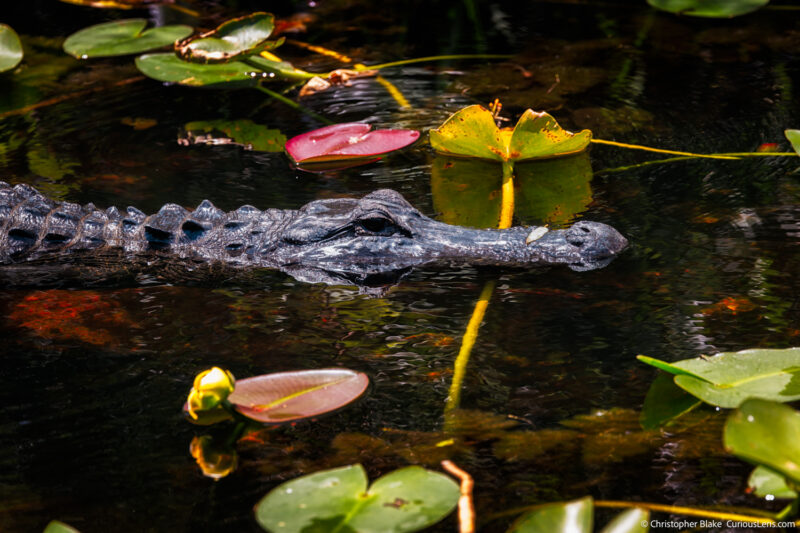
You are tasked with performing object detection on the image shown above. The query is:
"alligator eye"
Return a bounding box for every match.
[357,217,396,236]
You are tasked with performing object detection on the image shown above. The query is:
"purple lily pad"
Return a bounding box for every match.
[285,123,420,165]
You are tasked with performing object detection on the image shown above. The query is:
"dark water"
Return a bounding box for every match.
[2,1,800,531]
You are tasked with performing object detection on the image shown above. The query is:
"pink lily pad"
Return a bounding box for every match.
[285,123,420,165]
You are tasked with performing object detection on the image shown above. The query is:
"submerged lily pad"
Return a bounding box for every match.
[285,123,420,165]
[647,0,768,17]
[255,464,459,533]
[724,399,800,485]
[0,25,23,72]
[63,19,192,58]
[640,373,702,430]
[182,119,286,152]
[228,368,369,424]
[429,105,591,163]
[637,348,800,408]
[748,465,798,499]
[509,496,649,533]
[176,12,284,64]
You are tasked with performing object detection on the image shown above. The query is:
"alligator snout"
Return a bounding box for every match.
[565,220,628,260]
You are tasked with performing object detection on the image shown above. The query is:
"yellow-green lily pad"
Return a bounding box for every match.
[63,19,192,59]
[429,105,591,163]
[0,24,23,72]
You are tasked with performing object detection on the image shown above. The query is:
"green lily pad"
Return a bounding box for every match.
[637,348,800,408]
[509,498,649,533]
[43,521,80,533]
[0,24,23,72]
[647,0,768,17]
[748,465,798,500]
[639,373,702,430]
[785,130,800,155]
[63,19,192,58]
[510,497,594,533]
[135,52,260,87]
[429,105,591,163]
[255,464,460,533]
[182,119,286,152]
[724,399,800,485]
[176,12,284,64]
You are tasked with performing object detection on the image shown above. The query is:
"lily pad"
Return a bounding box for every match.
[43,521,80,533]
[285,123,420,165]
[63,19,192,59]
[182,119,286,152]
[639,373,702,430]
[647,0,768,17]
[176,12,284,64]
[785,130,800,155]
[0,25,23,73]
[228,368,369,424]
[637,348,800,408]
[429,105,591,163]
[748,465,798,499]
[255,464,459,533]
[135,52,260,87]
[509,497,649,533]
[724,399,800,484]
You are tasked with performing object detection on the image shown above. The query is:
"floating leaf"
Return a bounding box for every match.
[228,368,369,424]
[724,399,800,485]
[748,465,798,500]
[285,123,420,165]
[637,348,800,408]
[785,130,800,155]
[63,19,192,59]
[176,12,284,64]
[43,521,80,533]
[647,0,768,17]
[135,52,260,87]
[640,373,702,430]
[510,498,649,533]
[255,464,459,533]
[0,24,23,73]
[429,105,591,163]
[181,119,286,152]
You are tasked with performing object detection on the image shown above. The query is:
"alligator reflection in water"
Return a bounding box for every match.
[0,182,627,288]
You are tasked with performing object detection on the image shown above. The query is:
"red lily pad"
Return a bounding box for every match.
[285,123,420,165]
[228,368,369,424]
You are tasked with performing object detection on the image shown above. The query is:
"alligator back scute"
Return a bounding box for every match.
[5,185,58,258]
[218,205,262,257]
[182,199,224,243]
[41,201,84,250]
[143,203,189,248]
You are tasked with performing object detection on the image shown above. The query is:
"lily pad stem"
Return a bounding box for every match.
[592,138,741,160]
[594,500,794,526]
[224,420,248,447]
[254,85,334,125]
[356,54,512,71]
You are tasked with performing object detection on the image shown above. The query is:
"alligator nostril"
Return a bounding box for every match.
[580,226,591,233]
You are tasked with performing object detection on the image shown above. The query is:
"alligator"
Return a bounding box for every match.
[0,182,628,288]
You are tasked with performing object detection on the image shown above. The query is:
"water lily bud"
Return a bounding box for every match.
[190,435,238,481]
[187,367,236,419]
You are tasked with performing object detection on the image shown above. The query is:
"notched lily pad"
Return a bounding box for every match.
[64,19,192,59]
[176,12,284,64]
[255,464,460,533]
[637,348,800,408]
[429,105,591,162]
[647,0,768,17]
[0,24,23,72]
[228,368,369,424]
[135,52,260,87]
[181,119,286,152]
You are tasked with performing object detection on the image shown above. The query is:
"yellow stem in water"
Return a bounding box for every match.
[591,138,741,160]
[595,501,792,525]
[374,75,412,109]
[499,161,515,229]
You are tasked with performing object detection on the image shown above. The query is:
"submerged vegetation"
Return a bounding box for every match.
[5,0,800,531]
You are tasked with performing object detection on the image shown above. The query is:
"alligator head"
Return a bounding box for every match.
[267,189,628,283]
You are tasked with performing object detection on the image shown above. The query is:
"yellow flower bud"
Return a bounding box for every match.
[186,367,236,420]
